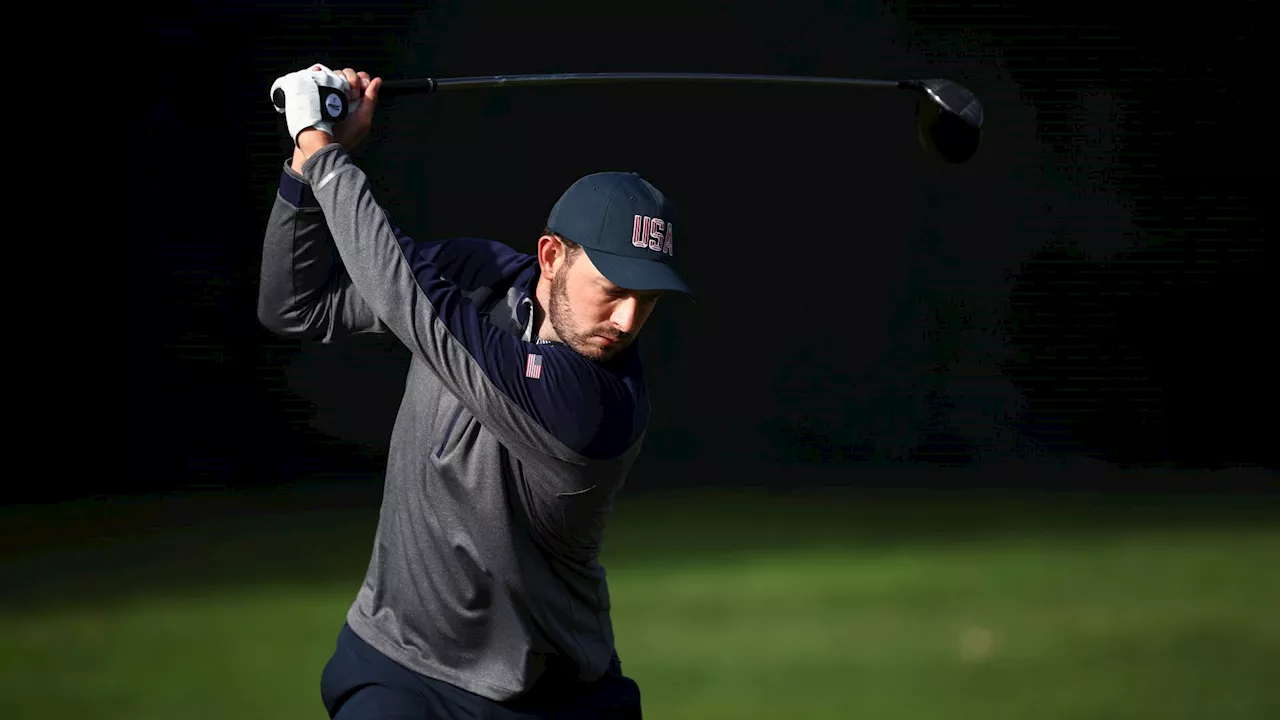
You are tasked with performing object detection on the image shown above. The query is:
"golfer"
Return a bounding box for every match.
[259,64,694,718]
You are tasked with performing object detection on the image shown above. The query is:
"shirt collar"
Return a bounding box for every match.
[519,266,559,345]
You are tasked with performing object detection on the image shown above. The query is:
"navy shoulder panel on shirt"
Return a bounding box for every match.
[508,340,649,460]
[419,237,537,294]
[393,232,648,460]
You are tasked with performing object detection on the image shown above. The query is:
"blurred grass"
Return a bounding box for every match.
[2,482,1278,719]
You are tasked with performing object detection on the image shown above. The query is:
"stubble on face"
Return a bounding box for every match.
[548,260,628,363]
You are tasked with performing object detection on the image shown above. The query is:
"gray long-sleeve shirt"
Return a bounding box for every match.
[257,146,650,701]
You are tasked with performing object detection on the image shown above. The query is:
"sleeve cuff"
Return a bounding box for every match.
[279,160,319,209]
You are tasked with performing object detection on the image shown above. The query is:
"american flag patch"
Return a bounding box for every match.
[525,353,543,379]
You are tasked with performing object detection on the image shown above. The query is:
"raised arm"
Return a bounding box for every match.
[256,150,387,342]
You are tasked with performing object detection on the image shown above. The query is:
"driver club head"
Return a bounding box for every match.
[903,78,984,164]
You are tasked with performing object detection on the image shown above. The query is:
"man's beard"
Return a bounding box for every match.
[548,267,624,362]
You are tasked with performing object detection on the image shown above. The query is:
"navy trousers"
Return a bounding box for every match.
[320,624,643,719]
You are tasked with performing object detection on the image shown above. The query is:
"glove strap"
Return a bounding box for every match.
[316,86,350,125]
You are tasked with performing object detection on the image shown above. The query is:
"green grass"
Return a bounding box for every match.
[2,484,1278,719]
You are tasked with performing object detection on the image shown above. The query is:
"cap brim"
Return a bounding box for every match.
[583,247,696,303]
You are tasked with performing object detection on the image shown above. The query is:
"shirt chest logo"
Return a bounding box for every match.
[525,353,544,379]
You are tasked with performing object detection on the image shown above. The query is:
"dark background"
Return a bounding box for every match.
[115,0,1272,507]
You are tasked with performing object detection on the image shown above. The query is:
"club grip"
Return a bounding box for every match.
[379,77,437,94]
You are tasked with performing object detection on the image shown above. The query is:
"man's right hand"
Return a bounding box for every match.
[329,67,383,152]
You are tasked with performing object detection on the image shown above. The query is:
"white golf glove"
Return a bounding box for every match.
[270,64,362,145]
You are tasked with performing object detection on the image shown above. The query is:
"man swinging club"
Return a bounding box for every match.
[259,63,695,719]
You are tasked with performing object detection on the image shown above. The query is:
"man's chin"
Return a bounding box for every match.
[571,338,624,363]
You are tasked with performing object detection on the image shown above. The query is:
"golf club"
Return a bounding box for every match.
[277,71,984,163]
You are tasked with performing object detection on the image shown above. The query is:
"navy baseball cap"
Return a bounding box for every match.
[546,171,694,301]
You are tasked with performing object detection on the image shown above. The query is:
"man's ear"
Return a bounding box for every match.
[537,235,564,276]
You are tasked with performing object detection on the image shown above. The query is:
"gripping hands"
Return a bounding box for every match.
[271,64,360,145]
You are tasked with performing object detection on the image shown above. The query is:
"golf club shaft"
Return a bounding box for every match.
[381,72,906,95]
